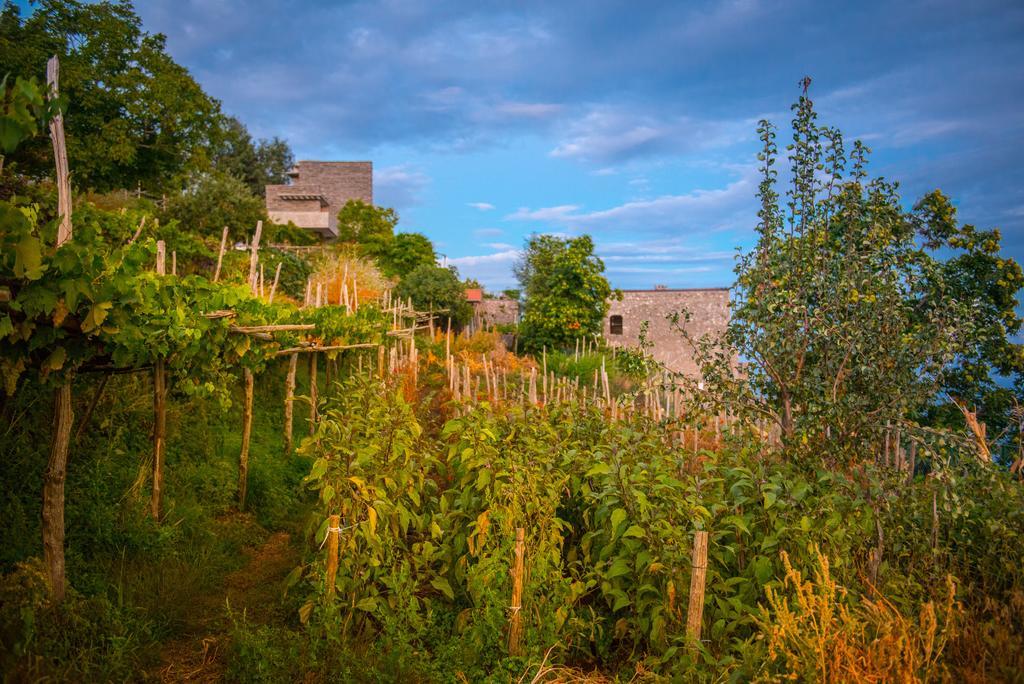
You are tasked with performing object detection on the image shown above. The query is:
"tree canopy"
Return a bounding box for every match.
[336,200,397,259]
[0,0,222,192]
[515,234,613,353]
[394,264,472,327]
[378,231,436,278]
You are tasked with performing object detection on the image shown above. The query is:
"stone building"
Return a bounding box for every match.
[604,287,729,375]
[466,290,520,333]
[265,161,373,239]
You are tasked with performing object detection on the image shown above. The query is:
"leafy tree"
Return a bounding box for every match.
[0,0,222,192]
[515,234,612,353]
[378,231,436,278]
[691,82,996,458]
[502,288,521,301]
[914,191,1024,454]
[162,170,265,240]
[394,264,472,327]
[336,199,396,259]
[210,115,294,196]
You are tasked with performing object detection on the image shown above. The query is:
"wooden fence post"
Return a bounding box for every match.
[151,241,167,520]
[508,527,526,656]
[238,368,254,510]
[213,225,228,282]
[42,380,73,602]
[308,353,318,434]
[283,353,298,454]
[686,530,709,648]
[325,514,340,601]
[248,220,262,294]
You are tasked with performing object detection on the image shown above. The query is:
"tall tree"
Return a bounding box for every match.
[515,234,612,353]
[379,231,436,278]
[0,0,222,192]
[394,264,472,327]
[336,199,397,259]
[692,80,1021,460]
[210,115,294,196]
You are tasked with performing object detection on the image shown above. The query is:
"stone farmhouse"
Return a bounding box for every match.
[265,161,373,239]
[604,287,730,376]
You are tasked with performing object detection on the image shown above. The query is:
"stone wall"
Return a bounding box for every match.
[473,298,519,328]
[604,288,729,375]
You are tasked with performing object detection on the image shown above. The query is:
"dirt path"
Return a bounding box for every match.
[152,524,298,682]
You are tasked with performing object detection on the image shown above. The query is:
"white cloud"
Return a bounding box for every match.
[506,167,758,234]
[550,105,753,164]
[374,164,430,209]
[468,202,496,211]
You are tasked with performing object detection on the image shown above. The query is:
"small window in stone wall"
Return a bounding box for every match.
[609,315,623,335]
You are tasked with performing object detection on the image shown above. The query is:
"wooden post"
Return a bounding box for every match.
[151,242,167,520]
[508,527,525,656]
[151,358,166,519]
[283,353,298,454]
[171,250,177,276]
[308,353,318,434]
[325,514,340,601]
[214,226,229,282]
[43,380,73,602]
[686,530,709,647]
[238,368,254,510]
[247,220,263,294]
[47,56,72,247]
[269,262,282,303]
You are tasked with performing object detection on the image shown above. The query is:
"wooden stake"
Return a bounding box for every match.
[309,354,318,434]
[248,220,263,294]
[214,225,229,282]
[238,368,254,510]
[508,527,525,656]
[156,240,166,275]
[151,358,167,519]
[283,353,298,454]
[686,530,709,647]
[171,250,177,276]
[325,514,340,601]
[269,262,283,304]
[47,56,72,247]
[43,380,73,602]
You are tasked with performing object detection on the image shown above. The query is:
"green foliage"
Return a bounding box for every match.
[162,170,266,241]
[0,73,60,155]
[515,234,613,353]
[693,85,972,459]
[0,0,222,192]
[336,200,397,260]
[378,231,436,278]
[209,115,295,197]
[394,264,472,326]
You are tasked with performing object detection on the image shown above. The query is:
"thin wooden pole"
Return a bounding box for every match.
[248,220,263,294]
[238,368,254,510]
[269,262,282,303]
[283,353,298,454]
[309,354,318,434]
[508,527,525,656]
[686,530,709,647]
[74,371,110,442]
[213,225,229,282]
[325,513,340,601]
[47,56,72,247]
[151,359,166,519]
[43,380,73,602]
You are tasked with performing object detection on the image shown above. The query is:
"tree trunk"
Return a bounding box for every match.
[238,369,254,510]
[43,380,73,602]
[283,353,298,455]
[151,359,166,520]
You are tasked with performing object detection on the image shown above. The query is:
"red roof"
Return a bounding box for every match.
[465,288,483,302]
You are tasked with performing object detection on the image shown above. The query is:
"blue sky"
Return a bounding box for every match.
[131,0,1024,291]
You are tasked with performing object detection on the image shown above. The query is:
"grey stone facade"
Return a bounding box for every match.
[472,297,520,331]
[604,288,729,375]
[266,161,373,238]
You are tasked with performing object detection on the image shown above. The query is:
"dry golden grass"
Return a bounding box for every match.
[760,547,959,683]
